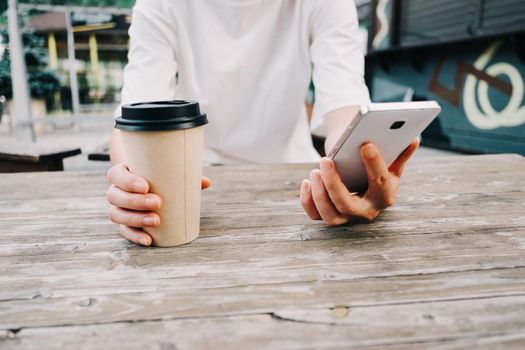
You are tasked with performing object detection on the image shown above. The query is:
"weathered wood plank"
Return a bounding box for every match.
[1,212,524,258]
[1,267,525,329]
[365,333,525,350]
[1,195,524,249]
[0,154,523,200]
[1,295,524,350]
[1,225,524,285]
[0,169,523,246]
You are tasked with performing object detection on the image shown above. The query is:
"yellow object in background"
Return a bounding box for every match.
[47,33,61,111]
[47,33,58,69]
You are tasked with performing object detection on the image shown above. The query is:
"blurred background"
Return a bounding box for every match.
[0,0,524,172]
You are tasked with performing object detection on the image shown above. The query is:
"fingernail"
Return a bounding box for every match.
[145,198,159,209]
[143,216,157,226]
[301,179,309,191]
[140,238,150,246]
[134,181,148,193]
[320,158,333,171]
[363,144,376,159]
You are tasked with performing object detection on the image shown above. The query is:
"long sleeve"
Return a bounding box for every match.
[114,0,179,117]
[309,0,371,133]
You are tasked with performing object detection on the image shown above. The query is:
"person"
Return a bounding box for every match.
[106,0,420,246]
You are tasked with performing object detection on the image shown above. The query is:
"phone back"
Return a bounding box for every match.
[330,102,441,193]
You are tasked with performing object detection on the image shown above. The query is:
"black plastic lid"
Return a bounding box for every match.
[115,100,208,131]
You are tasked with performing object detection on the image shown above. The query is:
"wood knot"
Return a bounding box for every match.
[331,306,349,318]
[75,297,97,307]
[7,328,21,338]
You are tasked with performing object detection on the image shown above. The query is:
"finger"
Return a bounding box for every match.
[202,176,212,190]
[107,163,149,194]
[389,138,420,177]
[360,142,389,179]
[310,170,348,226]
[360,143,390,187]
[119,225,152,246]
[360,143,398,211]
[300,179,321,220]
[107,185,162,211]
[319,157,373,217]
[108,205,160,228]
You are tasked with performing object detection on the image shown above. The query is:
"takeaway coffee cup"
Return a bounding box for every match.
[115,100,208,247]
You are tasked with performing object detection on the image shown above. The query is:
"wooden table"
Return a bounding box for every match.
[0,144,81,173]
[1,154,524,349]
[87,143,110,162]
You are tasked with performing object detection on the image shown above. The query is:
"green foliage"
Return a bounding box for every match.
[0,30,61,99]
[0,51,11,97]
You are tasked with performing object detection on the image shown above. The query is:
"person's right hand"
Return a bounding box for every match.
[106,163,211,246]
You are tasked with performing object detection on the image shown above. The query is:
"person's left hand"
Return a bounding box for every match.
[300,138,420,225]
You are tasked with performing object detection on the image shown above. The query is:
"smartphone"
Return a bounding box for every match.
[328,101,441,193]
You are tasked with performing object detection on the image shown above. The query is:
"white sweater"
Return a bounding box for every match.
[117,0,370,164]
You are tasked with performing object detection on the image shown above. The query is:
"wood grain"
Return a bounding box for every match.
[1,296,524,349]
[0,154,524,348]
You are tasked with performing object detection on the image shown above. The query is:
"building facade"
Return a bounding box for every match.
[28,8,130,112]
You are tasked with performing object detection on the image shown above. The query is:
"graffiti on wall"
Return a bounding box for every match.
[429,41,525,130]
[372,0,392,51]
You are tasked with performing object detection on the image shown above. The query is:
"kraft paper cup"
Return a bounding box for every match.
[115,100,208,247]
